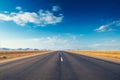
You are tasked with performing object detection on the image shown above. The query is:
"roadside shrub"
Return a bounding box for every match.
[2,56,7,59]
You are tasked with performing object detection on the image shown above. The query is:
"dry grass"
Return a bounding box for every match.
[0,50,51,61]
[69,50,120,63]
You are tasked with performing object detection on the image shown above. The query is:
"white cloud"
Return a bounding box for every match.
[11,12,39,26]
[90,39,120,50]
[0,6,64,26]
[4,11,9,13]
[95,25,113,32]
[52,6,61,12]
[38,10,63,26]
[111,40,116,42]
[95,20,120,32]
[96,25,108,32]
[0,36,81,50]
[1,36,120,50]
[16,6,22,10]
[0,14,13,21]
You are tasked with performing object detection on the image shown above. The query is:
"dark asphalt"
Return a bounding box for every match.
[0,51,120,80]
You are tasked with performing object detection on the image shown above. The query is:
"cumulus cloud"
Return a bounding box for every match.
[95,20,120,32]
[0,6,64,26]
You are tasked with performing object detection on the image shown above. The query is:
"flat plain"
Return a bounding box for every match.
[69,50,120,63]
[0,50,51,63]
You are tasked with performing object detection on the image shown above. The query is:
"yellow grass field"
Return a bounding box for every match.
[0,50,51,62]
[69,50,120,63]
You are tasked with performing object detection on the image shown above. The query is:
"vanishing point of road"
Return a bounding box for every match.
[0,51,120,80]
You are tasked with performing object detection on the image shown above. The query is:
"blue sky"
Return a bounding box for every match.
[0,0,120,50]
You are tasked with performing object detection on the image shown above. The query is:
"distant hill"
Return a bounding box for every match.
[0,48,11,50]
[0,48,39,50]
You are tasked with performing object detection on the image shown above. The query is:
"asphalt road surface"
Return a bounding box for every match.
[0,51,120,80]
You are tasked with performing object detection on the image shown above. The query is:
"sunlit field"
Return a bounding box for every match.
[69,50,120,63]
[0,50,51,62]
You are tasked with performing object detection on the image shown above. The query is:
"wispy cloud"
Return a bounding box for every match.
[90,39,120,50]
[16,6,22,11]
[0,6,64,26]
[52,6,61,12]
[95,25,113,32]
[3,11,9,13]
[0,36,81,50]
[95,20,120,32]
[1,36,120,50]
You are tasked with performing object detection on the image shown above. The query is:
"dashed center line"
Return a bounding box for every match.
[60,57,63,62]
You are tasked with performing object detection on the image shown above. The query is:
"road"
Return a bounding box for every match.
[0,51,120,80]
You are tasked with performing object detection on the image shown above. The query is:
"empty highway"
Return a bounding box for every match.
[0,51,120,80]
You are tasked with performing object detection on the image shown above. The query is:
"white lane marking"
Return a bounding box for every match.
[60,57,63,62]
